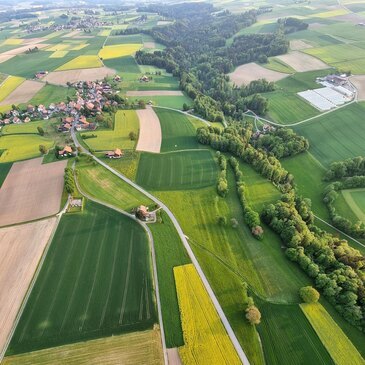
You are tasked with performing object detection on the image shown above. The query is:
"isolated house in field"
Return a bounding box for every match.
[105,148,123,159]
[136,205,149,221]
[58,145,73,157]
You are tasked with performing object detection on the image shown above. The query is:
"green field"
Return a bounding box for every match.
[257,301,334,365]
[263,57,295,74]
[82,110,139,151]
[0,135,54,162]
[301,303,364,365]
[0,162,12,187]
[103,56,140,73]
[149,211,191,348]
[155,108,204,152]
[128,95,192,109]
[136,150,217,191]
[266,91,320,124]
[106,34,143,46]
[121,72,180,91]
[8,201,156,354]
[76,157,152,211]
[295,102,365,166]
[2,120,49,135]
[29,84,76,107]
[341,189,365,223]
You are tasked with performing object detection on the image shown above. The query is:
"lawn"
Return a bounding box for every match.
[301,303,364,365]
[174,264,241,365]
[2,120,49,135]
[0,162,12,187]
[0,135,54,162]
[149,211,191,348]
[266,91,320,124]
[29,84,76,106]
[136,150,217,191]
[103,56,140,73]
[4,329,163,365]
[257,301,334,365]
[56,55,103,71]
[76,157,152,212]
[295,102,365,166]
[155,108,204,152]
[0,76,25,102]
[82,110,139,151]
[7,201,156,354]
[99,44,142,60]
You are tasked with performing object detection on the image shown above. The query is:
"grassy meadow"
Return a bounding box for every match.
[0,162,12,187]
[8,201,156,354]
[29,84,76,107]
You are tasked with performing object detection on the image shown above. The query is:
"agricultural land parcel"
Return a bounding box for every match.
[8,201,156,354]
[4,330,162,365]
[136,107,161,153]
[174,264,241,365]
[0,158,66,226]
[0,80,44,106]
[99,44,142,60]
[0,218,57,358]
[0,76,25,102]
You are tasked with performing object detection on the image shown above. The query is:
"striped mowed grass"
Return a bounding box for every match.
[136,150,217,191]
[7,201,156,355]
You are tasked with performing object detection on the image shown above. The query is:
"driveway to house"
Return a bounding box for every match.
[71,128,250,365]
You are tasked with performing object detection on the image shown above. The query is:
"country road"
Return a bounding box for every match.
[71,128,251,365]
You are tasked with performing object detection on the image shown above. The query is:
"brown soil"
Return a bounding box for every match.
[0,218,58,358]
[0,158,67,227]
[276,51,329,72]
[351,75,365,100]
[0,81,44,106]
[136,106,161,153]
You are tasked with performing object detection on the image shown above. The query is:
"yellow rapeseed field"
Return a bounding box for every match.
[0,76,25,102]
[98,44,142,60]
[99,29,111,36]
[174,264,241,365]
[49,51,69,58]
[56,55,103,71]
[46,43,70,52]
[301,303,364,365]
[313,9,349,18]
[2,38,23,45]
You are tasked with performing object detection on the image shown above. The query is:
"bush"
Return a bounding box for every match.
[217,215,227,226]
[245,305,261,325]
[299,286,320,303]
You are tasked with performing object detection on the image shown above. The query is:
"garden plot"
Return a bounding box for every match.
[126,90,183,96]
[276,51,329,72]
[0,158,67,226]
[136,106,161,153]
[229,62,288,85]
[0,218,57,359]
[43,67,115,85]
[0,80,44,106]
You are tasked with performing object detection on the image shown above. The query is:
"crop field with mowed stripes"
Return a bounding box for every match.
[136,150,217,191]
[7,201,156,355]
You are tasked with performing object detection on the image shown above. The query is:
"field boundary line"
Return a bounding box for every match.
[0,199,69,362]
[71,130,250,365]
[72,165,168,365]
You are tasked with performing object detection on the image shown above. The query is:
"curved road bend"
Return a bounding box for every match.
[71,129,251,365]
[72,169,168,365]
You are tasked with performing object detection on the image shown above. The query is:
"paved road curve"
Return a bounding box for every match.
[71,129,250,365]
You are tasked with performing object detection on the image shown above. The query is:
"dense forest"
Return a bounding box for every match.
[134,3,289,121]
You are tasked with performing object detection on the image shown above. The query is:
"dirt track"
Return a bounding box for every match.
[351,75,365,100]
[136,106,161,153]
[229,62,289,85]
[127,90,183,96]
[43,67,115,85]
[0,158,67,227]
[0,81,44,106]
[0,218,57,358]
[276,51,329,72]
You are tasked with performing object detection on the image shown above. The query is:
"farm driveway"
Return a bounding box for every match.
[0,158,67,226]
[136,106,162,153]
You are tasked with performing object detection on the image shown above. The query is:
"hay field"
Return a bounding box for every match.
[276,51,329,72]
[8,201,156,354]
[136,150,217,191]
[0,158,66,226]
[301,303,364,365]
[0,218,57,358]
[43,67,115,85]
[56,55,103,71]
[4,329,163,365]
[126,90,183,96]
[0,43,49,64]
[82,110,139,150]
[174,264,241,365]
[342,188,365,223]
[0,135,53,163]
[229,62,289,85]
[0,76,25,102]
[99,44,142,60]
[136,106,162,153]
[0,80,44,106]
